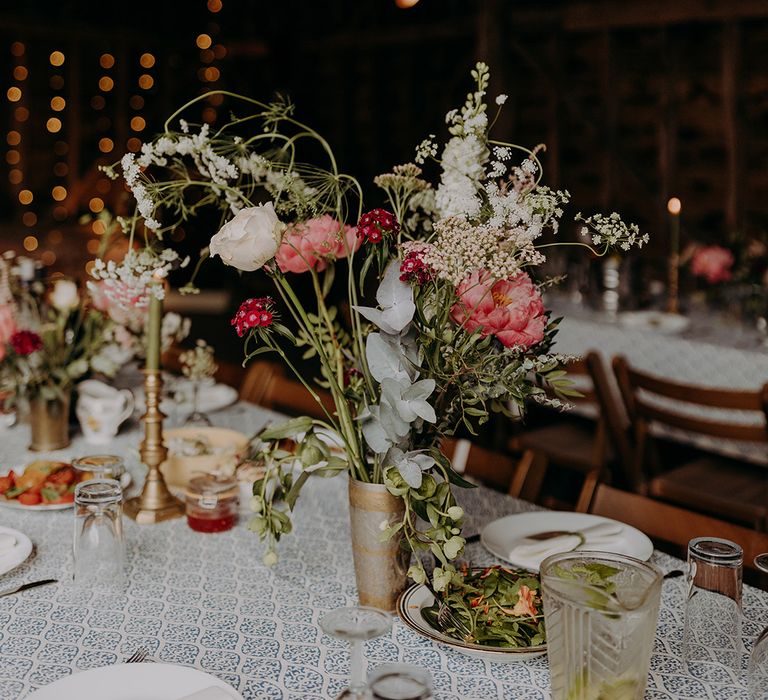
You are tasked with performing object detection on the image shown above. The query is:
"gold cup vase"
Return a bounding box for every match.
[29,391,71,451]
[348,478,410,612]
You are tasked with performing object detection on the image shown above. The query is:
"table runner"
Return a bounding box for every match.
[0,403,762,699]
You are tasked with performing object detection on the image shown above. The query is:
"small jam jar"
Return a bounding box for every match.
[185,475,239,533]
[72,455,125,482]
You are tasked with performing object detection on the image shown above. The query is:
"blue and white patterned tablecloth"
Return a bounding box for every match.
[0,403,763,699]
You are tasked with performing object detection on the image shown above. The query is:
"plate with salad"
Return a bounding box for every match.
[397,565,547,662]
[0,461,89,510]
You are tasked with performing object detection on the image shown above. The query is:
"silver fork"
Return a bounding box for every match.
[125,647,148,664]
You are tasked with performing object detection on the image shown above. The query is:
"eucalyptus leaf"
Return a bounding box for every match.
[260,416,314,441]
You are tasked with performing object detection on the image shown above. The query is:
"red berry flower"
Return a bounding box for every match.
[10,330,43,356]
[356,208,399,244]
[231,297,275,337]
[400,250,432,285]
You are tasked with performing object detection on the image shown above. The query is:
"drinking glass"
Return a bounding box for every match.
[368,664,432,700]
[72,454,125,482]
[73,479,125,588]
[748,553,768,699]
[540,551,662,700]
[184,379,213,426]
[319,606,392,699]
[683,537,743,681]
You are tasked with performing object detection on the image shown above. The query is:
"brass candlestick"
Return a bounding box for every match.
[667,253,680,314]
[124,370,185,523]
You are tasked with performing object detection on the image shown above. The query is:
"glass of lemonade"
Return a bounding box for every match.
[540,551,662,700]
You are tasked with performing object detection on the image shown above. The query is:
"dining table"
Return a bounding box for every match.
[0,400,763,699]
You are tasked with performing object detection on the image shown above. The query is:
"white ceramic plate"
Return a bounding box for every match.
[0,471,131,511]
[617,310,690,335]
[0,526,32,576]
[481,511,653,572]
[397,584,547,663]
[135,382,238,416]
[27,662,243,699]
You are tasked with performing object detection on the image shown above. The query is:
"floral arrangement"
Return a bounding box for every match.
[102,63,646,589]
[89,276,190,365]
[179,339,217,382]
[689,245,735,284]
[0,265,121,403]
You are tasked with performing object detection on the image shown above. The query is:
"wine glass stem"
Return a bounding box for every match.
[348,639,366,694]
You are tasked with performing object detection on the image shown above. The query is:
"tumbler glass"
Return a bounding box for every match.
[748,553,768,699]
[540,551,662,700]
[368,664,432,700]
[72,454,125,482]
[683,537,743,681]
[73,479,125,587]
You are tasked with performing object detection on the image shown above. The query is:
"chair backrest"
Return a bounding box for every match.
[239,360,335,421]
[442,437,517,491]
[612,355,768,487]
[590,484,768,575]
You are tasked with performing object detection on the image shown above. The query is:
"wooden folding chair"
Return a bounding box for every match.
[509,351,627,512]
[591,484,768,576]
[613,355,768,530]
[239,360,335,421]
[442,437,518,491]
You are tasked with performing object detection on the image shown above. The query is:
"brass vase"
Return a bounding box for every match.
[348,478,410,612]
[29,391,71,451]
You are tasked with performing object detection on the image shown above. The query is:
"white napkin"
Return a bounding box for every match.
[507,522,626,571]
[176,687,238,700]
[0,533,16,556]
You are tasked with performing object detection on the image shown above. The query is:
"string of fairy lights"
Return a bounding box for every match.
[4,0,227,269]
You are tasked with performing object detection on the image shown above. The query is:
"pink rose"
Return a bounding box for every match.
[691,245,734,284]
[450,270,546,350]
[0,304,16,362]
[275,215,359,274]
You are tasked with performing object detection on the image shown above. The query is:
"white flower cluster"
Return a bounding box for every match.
[179,339,217,381]
[414,135,437,164]
[434,63,492,219]
[90,248,190,305]
[423,217,526,286]
[121,153,161,230]
[577,212,650,252]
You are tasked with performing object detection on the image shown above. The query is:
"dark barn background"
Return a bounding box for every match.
[0,0,766,300]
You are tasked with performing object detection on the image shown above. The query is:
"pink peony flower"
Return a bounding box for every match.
[275,215,359,274]
[690,245,734,284]
[0,304,16,362]
[450,270,546,350]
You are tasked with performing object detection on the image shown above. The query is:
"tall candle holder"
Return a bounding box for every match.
[667,197,682,314]
[123,370,184,523]
[124,281,184,523]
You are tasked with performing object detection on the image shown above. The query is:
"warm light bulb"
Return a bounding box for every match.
[49,51,65,67]
[667,197,681,215]
[395,0,420,7]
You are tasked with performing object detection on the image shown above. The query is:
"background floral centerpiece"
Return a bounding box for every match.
[0,259,124,449]
[103,63,647,606]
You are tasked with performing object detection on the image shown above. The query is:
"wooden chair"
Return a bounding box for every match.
[613,355,768,530]
[591,484,768,577]
[508,351,628,512]
[239,360,335,420]
[442,437,518,491]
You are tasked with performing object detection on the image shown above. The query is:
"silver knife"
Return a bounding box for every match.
[0,578,57,597]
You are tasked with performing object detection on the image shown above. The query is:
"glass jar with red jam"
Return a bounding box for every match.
[185,475,238,533]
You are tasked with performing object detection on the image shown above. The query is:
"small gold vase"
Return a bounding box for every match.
[348,478,410,612]
[29,391,71,451]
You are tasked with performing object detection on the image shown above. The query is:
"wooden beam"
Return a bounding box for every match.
[600,31,616,209]
[722,21,741,232]
[565,0,768,31]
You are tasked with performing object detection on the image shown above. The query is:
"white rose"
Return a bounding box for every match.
[209,202,283,272]
[50,279,80,311]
